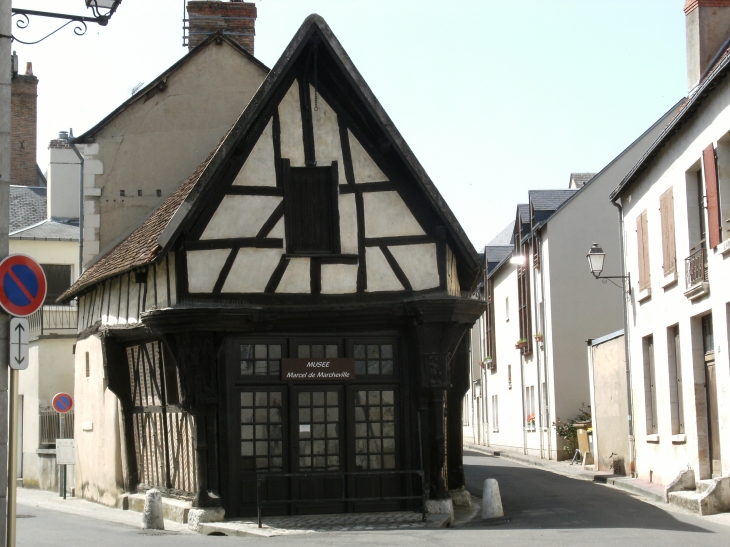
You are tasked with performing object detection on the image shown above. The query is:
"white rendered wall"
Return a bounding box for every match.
[619,75,730,485]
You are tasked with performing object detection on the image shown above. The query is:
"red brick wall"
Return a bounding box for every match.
[11,73,39,187]
[187,1,256,54]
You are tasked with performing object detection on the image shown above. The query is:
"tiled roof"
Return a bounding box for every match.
[10,185,47,232]
[517,204,530,225]
[10,219,79,241]
[485,246,512,275]
[612,42,730,200]
[486,221,514,247]
[61,15,484,301]
[529,189,578,211]
[569,173,595,189]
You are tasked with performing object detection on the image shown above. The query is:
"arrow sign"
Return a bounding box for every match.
[9,317,29,371]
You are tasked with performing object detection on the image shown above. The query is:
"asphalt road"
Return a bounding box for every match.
[15,450,730,546]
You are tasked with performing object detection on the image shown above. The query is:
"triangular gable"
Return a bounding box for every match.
[61,14,481,301]
[74,32,269,143]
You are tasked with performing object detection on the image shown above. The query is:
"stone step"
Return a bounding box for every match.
[124,493,192,523]
[668,477,730,516]
[696,479,714,493]
[667,490,703,514]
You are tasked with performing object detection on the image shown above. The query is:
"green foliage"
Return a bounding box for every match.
[553,403,592,455]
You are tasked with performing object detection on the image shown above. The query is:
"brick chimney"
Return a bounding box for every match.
[186,1,256,54]
[685,0,730,89]
[11,61,39,187]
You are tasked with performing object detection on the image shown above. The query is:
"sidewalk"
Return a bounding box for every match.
[16,487,468,536]
[16,488,191,533]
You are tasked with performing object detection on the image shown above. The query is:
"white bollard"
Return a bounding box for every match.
[481,478,504,519]
[141,488,165,530]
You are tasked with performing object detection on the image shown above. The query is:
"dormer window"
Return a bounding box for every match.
[282,160,340,254]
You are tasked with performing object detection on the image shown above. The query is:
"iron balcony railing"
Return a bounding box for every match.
[685,247,708,288]
[256,470,426,528]
[39,407,74,446]
[28,305,78,339]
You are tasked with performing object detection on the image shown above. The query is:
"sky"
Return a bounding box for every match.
[11,0,688,248]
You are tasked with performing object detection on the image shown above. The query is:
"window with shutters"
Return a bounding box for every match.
[485,279,496,370]
[282,161,340,254]
[702,144,722,249]
[643,335,658,435]
[667,325,684,435]
[659,188,677,276]
[685,168,709,289]
[517,245,532,353]
[636,211,650,292]
[715,137,730,241]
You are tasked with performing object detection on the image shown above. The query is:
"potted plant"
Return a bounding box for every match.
[527,413,536,426]
[515,338,528,349]
[534,332,543,342]
[481,356,493,369]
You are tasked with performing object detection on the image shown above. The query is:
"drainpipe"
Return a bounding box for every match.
[612,200,636,478]
[533,234,545,460]
[537,233,553,460]
[68,130,84,278]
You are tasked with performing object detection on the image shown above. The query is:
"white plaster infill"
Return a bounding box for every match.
[660,271,678,289]
[646,434,660,443]
[683,281,710,301]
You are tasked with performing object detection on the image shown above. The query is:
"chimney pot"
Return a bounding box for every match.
[25,62,33,76]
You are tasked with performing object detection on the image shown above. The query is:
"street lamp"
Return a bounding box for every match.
[11,0,123,44]
[586,243,630,294]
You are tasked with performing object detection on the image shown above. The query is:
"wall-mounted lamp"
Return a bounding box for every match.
[587,243,630,295]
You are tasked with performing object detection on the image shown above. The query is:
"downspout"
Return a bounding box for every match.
[537,232,553,460]
[68,130,84,277]
[520,350,527,455]
[612,199,636,478]
[533,234,545,460]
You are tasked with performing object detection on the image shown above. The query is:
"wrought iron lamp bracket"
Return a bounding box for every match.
[592,272,631,296]
[10,5,118,45]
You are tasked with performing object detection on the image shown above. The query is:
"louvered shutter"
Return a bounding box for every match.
[637,211,650,290]
[703,144,721,248]
[660,188,676,274]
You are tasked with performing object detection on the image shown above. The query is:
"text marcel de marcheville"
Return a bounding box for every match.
[285,361,351,379]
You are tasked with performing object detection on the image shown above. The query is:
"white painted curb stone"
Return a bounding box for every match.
[141,489,164,530]
[481,479,504,519]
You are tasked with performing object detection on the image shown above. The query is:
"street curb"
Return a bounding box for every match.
[464,443,606,482]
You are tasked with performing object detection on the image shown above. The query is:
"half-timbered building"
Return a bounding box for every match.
[61,15,485,519]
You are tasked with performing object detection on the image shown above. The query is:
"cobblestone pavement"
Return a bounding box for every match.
[200,509,452,536]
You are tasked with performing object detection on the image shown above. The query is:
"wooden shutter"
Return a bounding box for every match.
[636,211,650,290]
[703,144,721,249]
[659,188,676,274]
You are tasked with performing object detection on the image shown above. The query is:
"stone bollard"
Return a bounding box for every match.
[481,479,504,519]
[141,489,164,530]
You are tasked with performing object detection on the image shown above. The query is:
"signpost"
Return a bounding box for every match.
[1,255,47,547]
[52,392,74,499]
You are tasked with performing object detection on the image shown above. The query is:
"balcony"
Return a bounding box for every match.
[28,305,78,340]
[684,247,710,301]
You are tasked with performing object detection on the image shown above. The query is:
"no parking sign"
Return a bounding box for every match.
[0,254,47,317]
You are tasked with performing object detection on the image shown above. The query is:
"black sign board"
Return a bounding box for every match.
[281,358,355,381]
